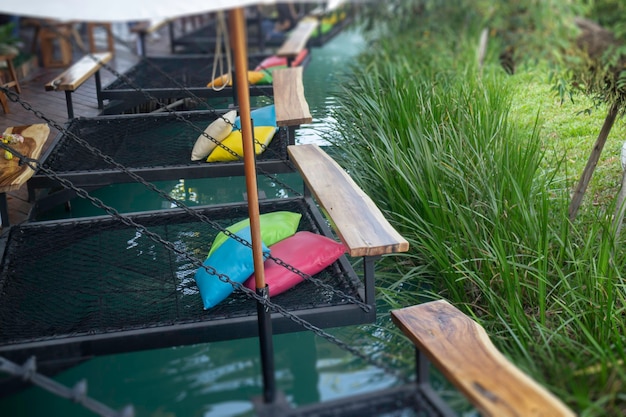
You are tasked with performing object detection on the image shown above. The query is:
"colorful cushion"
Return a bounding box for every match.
[234,105,276,130]
[190,110,237,161]
[195,227,270,309]
[256,70,273,85]
[207,126,277,162]
[243,231,346,296]
[208,211,302,257]
[254,49,308,71]
[207,71,266,88]
[266,65,287,74]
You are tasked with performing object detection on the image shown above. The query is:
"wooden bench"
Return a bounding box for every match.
[288,143,409,258]
[392,300,576,417]
[288,143,409,306]
[276,19,318,66]
[272,67,311,145]
[0,124,50,227]
[269,66,311,145]
[44,52,113,118]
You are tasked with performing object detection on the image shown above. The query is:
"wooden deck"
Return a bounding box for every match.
[0,26,170,229]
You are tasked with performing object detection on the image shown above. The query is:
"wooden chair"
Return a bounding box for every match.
[0,51,21,114]
[38,22,74,68]
[86,22,115,55]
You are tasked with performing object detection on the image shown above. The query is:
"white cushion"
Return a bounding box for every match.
[190,110,237,161]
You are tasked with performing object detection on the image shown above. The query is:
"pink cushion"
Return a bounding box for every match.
[244,231,346,296]
[254,49,309,71]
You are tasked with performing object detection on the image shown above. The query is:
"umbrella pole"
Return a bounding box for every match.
[229,8,277,403]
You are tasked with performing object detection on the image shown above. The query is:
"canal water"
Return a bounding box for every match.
[0,27,421,417]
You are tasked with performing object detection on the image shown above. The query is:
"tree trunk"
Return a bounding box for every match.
[569,102,620,222]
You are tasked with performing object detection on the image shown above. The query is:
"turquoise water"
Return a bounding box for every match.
[0,28,415,417]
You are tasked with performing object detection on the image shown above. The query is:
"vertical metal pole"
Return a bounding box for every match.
[363,256,379,306]
[257,285,276,402]
[64,91,74,119]
[95,69,103,109]
[0,193,9,227]
[230,7,276,403]
[416,347,430,386]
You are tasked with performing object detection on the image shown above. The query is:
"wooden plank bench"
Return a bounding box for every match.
[0,124,50,227]
[392,300,576,417]
[44,52,113,118]
[288,143,409,258]
[288,143,409,306]
[273,67,311,128]
[276,19,318,65]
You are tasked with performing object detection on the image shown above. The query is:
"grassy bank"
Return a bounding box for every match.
[327,23,626,416]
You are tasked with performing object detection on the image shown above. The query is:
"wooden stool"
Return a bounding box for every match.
[0,52,21,114]
[39,23,73,68]
[86,22,115,55]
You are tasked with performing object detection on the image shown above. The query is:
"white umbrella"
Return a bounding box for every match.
[0,0,346,22]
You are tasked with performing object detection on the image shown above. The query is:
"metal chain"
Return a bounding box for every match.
[44,21,301,199]
[56,21,273,158]
[0,24,405,380]
[64,21,299,195]
[2,85,366,310]
[1,141,404,382]
[0,356,134,417]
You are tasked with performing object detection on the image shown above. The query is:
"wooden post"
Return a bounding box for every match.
[569,101,620,222]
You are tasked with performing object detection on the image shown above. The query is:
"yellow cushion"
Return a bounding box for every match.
[207,71,266,88]
[207,126,277,162]
[190,110,237,161]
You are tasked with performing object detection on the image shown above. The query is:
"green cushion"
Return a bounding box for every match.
[208,211,302,257]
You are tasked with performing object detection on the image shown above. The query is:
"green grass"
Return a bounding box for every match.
[510,64,626,214]
[325,24,626,416]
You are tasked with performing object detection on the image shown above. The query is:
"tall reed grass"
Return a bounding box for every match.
[328,29,626,415]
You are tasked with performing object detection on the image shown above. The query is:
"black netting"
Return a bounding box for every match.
[104,55,271,90]
[0,199,363,346]
[41,111,288,172]
[172,22,267,54]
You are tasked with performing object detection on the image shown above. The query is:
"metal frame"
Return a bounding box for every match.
[63,68,105,119]
[0,197,376,368]
[26,111,296,217]
[99,54,279,115]
[170,13,267,54]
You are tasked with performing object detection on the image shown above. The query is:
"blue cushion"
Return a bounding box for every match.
[195,227,270,309]
[234,104,276,130]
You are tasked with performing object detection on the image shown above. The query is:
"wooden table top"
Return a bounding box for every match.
[0,124,50,193]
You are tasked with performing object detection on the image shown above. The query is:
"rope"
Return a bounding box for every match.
[38,21,282,164]
[210,11,232,92]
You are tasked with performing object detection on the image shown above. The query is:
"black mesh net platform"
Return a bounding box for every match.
[171,18,267,54]
[28,110,293,204]
[101,54,276,114]
[0,197,372,364]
